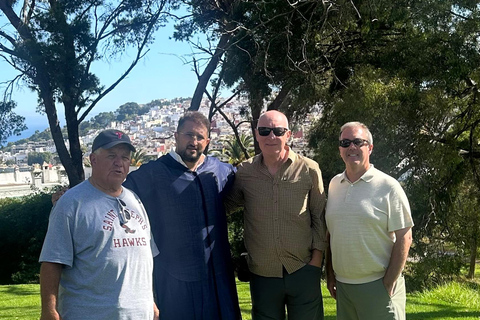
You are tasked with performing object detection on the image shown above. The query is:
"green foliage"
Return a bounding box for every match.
[79,112,117,135]
[0,193,53,284]
[308,20,480,284]
[116,102,150,122]
[130,149,156,166]
[0,101,27,146]
[227,208,246,259]
[27,152,53,166]
[28,129,53,142]
[405,254,464,292]
[223,134,254,166]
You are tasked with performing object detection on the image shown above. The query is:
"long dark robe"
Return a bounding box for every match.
[124,154,241,319]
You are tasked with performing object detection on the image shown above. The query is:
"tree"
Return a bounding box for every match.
[130,149,154,166]
[0,0,175,186]
[180,0,385,153]
[116,102,150,122]
[28,151,53,165]
[309,62,480,285]
[307,1,480,283]
[0,101,26,145]
[223,133,254,166]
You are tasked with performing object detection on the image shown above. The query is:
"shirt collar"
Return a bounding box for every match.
[340,164,375,183]
[168,150,206,171]
[254,145,296,163]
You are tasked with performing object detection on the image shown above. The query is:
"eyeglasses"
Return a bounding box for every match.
[177,132,206,142]
[257,127,289,137]
[117,198,136,233]
[339,138,370,148]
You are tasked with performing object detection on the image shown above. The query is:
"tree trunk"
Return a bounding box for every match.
[250,94,263,155]
[189,33,231,111]
[467,216,478,279]
[267,83,292,111]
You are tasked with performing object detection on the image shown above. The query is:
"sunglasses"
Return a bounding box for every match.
[117,198,135,233]
[257,127,289,137]
[339,138,370,148]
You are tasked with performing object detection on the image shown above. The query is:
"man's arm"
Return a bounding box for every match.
[325,231,336,299]
[308,161,328,253]
[223,166,245,214]
[383,227,412,296]
[308,249,323,268]
[40,262,63,320]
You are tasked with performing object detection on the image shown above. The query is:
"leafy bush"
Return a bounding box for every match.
[227,208,246,258]
[227,208,250,281]
[0,192,52,284]
[405,248,464,292]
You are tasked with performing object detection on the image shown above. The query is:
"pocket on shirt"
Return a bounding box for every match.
[280,179,311,217]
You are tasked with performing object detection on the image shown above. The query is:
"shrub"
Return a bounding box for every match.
[405,249,464,292]
[0,192,52,284]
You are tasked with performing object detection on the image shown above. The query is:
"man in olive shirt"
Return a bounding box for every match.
[227,110,327,320]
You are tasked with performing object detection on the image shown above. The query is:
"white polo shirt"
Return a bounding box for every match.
[326,165,414,284]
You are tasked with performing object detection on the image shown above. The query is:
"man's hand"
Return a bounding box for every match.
[383,279,396,297]
[308,249,323,268]
[326,270,337,300]
[153,302,160,320]
[40,310,62,320]
[325,231,336,299]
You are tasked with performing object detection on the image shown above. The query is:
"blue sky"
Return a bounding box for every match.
[1,18,208,142]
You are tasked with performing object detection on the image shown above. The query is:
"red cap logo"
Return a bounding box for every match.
[115,132,123,139]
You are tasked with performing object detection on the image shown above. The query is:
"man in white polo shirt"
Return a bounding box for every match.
[325,121,414,320]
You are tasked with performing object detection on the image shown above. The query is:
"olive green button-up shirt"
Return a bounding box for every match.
[227,148,327,278]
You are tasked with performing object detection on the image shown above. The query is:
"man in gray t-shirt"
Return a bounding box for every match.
[39,130,159,320]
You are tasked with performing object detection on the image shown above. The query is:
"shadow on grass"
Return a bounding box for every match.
[408,311,480,319]
[407,296,480,319]
[0,306,40,319]
[2,285,38,296]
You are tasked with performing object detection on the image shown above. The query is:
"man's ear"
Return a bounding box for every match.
[90,153,96,165]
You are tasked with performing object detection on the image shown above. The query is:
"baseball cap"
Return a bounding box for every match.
[92,129,136,153]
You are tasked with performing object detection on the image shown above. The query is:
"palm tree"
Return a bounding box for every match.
[224,134,254,166]
[130,149,155,167]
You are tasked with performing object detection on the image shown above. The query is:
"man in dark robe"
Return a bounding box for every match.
[123,111,241,320]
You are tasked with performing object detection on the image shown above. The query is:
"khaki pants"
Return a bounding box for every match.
[336,276,406,320]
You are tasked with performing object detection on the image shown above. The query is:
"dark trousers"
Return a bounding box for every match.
[249,264,324,320]
[154,265,241,320]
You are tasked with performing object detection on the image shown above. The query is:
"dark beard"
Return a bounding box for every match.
[178,149,202,164]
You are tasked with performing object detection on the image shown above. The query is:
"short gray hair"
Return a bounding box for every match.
[340,122,373,144]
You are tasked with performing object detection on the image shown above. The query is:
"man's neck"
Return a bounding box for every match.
[88,177,122,197]
[184,154,205,171]
[262,147,289,176]
[170,150,205,171]
[345,165,369,183]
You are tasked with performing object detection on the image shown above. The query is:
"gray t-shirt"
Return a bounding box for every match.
[39,180,157,320]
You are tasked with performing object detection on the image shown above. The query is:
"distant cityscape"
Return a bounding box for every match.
[0,96,319,196]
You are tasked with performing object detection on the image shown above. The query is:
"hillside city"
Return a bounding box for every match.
[0,96,318,197]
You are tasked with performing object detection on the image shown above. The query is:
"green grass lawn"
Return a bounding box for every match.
[0,281,478,319]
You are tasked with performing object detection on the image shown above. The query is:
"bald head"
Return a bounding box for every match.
[257,110,289,129]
